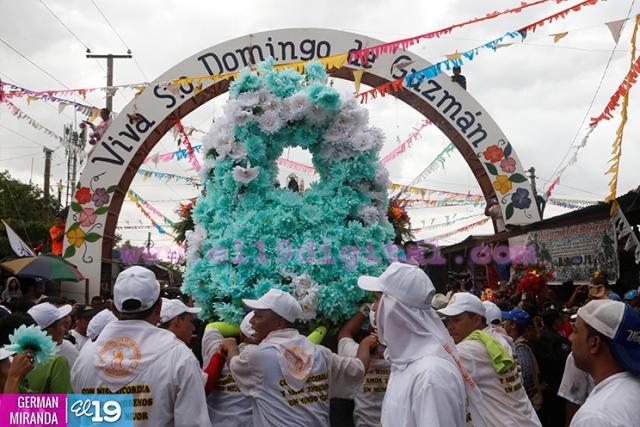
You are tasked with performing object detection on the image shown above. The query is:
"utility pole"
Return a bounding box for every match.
[528,167,538,199]
[43,148,53,253]
[57,180,62,212]
[64,124,86,206]
[85,49,132,111]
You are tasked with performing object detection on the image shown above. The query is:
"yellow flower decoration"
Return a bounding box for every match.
[67,228,86,248]
[493,175,512,195]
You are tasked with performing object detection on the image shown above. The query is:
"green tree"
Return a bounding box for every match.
[0,171,53,259]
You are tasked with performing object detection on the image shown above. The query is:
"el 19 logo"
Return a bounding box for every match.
[67,395,133,427]
[70,399,121,422]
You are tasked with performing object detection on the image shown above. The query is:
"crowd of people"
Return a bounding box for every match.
[1,261,639,427]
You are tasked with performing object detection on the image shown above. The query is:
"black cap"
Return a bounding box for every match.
[74,305,95,319]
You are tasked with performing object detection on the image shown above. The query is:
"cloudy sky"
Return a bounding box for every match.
[1,0,638,252]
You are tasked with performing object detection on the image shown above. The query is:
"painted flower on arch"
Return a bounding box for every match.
[92,188,110,207]
[493,175,512,195]
[79,208,97,227]
[500,157,516,174]
[483,145,504,163]
[67,228,86,248]
[75,187,92,205]
[511,188,532,209]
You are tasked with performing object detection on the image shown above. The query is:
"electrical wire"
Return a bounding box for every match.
[0,38,97,108]
[89,0,149,81]
[545,0,637,186]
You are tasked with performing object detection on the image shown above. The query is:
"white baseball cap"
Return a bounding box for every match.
[437,293,485,317]
[358,262,435,309]
[159,298,202,324]
[482,301,502,325]
[0,347,15,361]
[113,266,161,313]
[242,289,302,323]
[28,303,72,330]
[578,299,640,374]
[241,311,256,337]
[87,309,117,340]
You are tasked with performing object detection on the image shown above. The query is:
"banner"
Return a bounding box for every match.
[525,219,619,283]
[2,220,36,257]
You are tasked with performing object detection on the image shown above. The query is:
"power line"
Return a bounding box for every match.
[38,0,89,50]
[545,0,637,186]
[0,38,96,108]
[89,0,148,81]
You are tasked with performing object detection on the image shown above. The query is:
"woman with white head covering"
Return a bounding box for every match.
[359,262,483,427]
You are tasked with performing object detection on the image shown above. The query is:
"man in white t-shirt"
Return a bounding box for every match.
[558,353,594,426]
[223,289,375,427]
[202,311,255,427]
[338,303,391,427]
[438,293,541,427]
[359,263,471,427]
[569,299,640,427]
[71,266,210,427]
[158,298,201,346]
[66,305,94,351]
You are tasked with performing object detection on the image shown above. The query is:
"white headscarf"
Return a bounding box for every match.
[378,294,482,404]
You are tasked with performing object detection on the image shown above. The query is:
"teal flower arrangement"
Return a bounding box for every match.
[5,325,57,367]
[183,59,395,326]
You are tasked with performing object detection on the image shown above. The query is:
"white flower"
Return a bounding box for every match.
[336,111,357,128]
[374,165,391,188]
[257,110,282,134]
[283,92,308,120]
[232,109,254,126]
[369,126,386,152]
[323,125,346,144]
[298,291,319,322]
[198,158,217,180]
[232,162,260,184]
[354,108,370,127]
[185,225,207,260]
[292,273,316,297]
[341,95,359,112]
[306,103,331,125]
[238,91,260,108]
[228,143,248,161]
[352,131,375,151]
[358,205,380,225]
[263,96,282,112]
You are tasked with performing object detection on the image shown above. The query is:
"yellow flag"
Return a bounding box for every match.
[445,51,462,61]
[353,69,364,95]
[551,32,569,43]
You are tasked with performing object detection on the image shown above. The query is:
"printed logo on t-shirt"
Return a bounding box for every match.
[284,347,313,379]
[98,337,142,378]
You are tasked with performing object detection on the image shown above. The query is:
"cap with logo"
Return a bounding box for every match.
[358,262,435,309]
[74,305,95,320]
[578,299,640,374]
[113,266,161,313]
[28,303,72,330]
[482,301,502,325]
[502,308,532,327]
[437,292,485,317]
[159,298,202,324]
[242,289,302,323]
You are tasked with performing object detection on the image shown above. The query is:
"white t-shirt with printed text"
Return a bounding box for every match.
[338,337,391,427]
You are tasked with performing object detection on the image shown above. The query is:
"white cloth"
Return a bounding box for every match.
[71,320,210,427]
[264,327,317,391]
[570,372,640,427]
[558,353,594,406]
[58,339,79,369]
[456,339,541,427]
[483,325,515,358]
[201,328,252,427]
[338,338,391,427]
[377,294,470,427]
[69,329,90,351]
[229,328,365,427]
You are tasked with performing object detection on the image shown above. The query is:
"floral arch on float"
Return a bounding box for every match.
[64,28,540,319]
